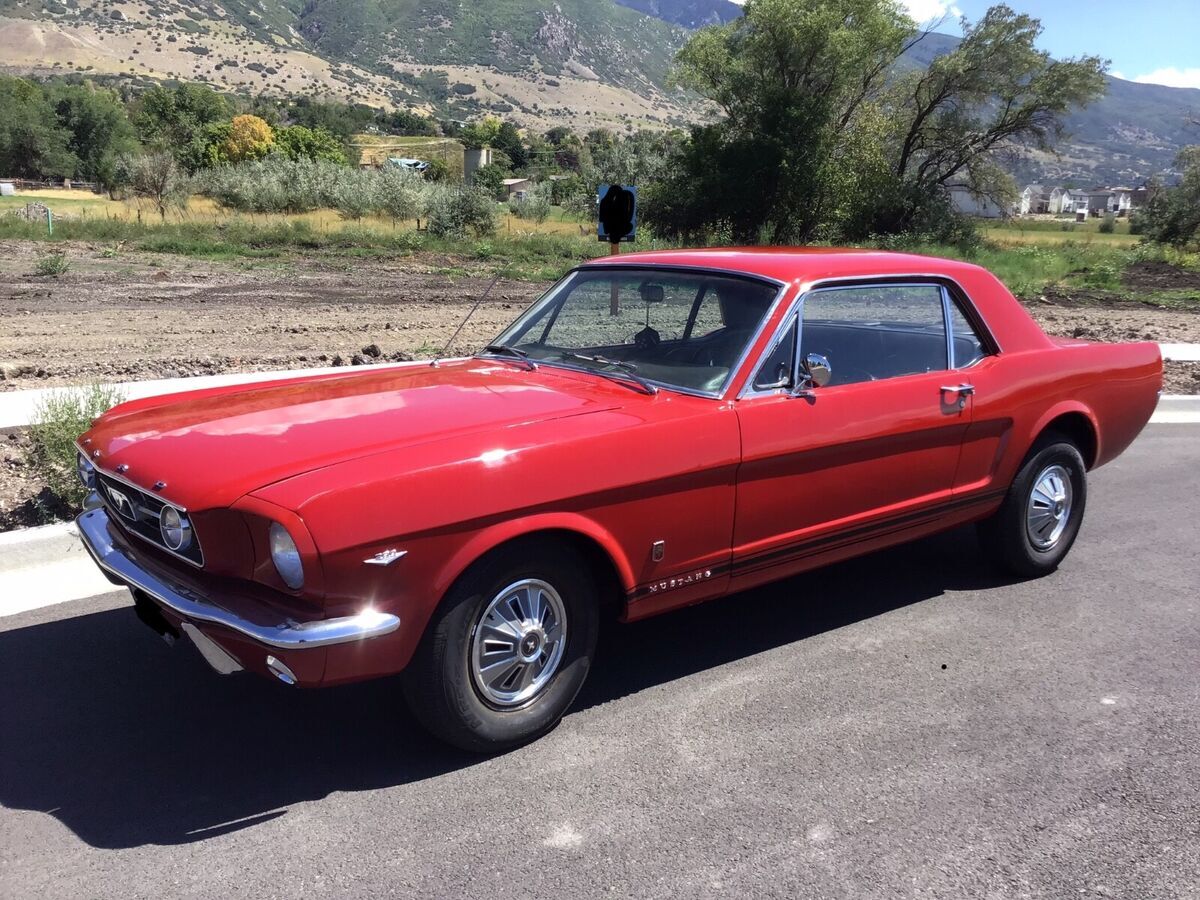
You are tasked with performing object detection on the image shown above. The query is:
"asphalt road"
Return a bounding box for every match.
[2,425,1197,899]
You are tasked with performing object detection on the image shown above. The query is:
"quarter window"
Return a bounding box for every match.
[948,300,987,368]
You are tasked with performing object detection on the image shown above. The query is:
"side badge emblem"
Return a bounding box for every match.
[364,549,407,567]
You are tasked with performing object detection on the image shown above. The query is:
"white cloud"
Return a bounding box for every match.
[900,0,962,24]
[1130,67,1200,90]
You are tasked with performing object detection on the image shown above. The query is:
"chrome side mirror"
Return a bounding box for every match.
[802,353,832,389]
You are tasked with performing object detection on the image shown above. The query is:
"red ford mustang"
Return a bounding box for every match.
[75,248,1162,751]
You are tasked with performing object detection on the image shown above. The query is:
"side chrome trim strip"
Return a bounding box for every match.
[76,507,400,650]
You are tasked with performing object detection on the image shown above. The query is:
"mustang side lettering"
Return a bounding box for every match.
[75,249,1162,751]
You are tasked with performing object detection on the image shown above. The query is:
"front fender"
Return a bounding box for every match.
[430,512,636,604]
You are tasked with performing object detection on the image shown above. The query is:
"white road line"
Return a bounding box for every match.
[1161,343,1200,362]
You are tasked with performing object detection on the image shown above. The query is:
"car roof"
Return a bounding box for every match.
[582,247,985,285]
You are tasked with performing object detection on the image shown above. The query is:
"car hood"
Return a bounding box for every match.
[81,360,621,509]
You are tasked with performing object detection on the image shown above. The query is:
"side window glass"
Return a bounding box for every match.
[801,285,947,386]
[949,301,987,368]
[753,318,796,390]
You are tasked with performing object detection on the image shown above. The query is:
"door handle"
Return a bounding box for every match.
[940,383,974,410]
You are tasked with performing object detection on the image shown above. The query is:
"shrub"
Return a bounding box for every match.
[425,185,498,239]
[199,157,342,213]
[27,384,125,510]
[331,167,380,220]
[376,167,425,224]
[508,184,552,225]
[34,253,70,277]
[1098,216,1116,234]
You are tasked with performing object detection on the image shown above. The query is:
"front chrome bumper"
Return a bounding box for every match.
[76,507,400,650]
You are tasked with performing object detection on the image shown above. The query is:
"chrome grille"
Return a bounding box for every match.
[97,473,204,567]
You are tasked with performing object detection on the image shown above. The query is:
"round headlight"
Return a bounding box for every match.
[269,522,304,590]
[77,451,95,490]
[159,506,192,551]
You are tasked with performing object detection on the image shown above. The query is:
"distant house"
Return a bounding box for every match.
[1019,184,1050,215]
[502,177,532,199]
[1082,188,1133,216]
[948,185,1005,218]
[1046,187,1070,214]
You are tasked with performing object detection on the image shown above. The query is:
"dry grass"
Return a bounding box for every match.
[1,189,587,237]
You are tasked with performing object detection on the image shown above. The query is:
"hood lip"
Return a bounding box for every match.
[78,441,191,514]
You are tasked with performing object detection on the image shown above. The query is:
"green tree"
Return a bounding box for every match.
[1141,147,1200,247]
[0,76,77,179]
[45,81,138,188]
[876,5,1106,235]
[492,121,528,170]
[274,125,348,164]
[377,109,438,136]
[134,83,230,171]
[459,116,502,150]
[471,162,508,200]
[646,0,1105,244]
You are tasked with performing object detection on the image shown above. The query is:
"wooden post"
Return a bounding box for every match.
[609,241,620,315]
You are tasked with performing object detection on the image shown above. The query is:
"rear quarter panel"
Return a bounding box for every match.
[956,339,1162,499]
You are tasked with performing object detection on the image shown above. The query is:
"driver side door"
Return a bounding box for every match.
[730,282,972,592]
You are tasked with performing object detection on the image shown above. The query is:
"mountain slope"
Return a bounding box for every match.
[614,0,742,28]
[0,0,1196,182]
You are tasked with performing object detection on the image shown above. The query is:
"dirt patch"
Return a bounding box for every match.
[1024,296,1200,345]
[1123,260,1200,292]
[0,430,73,531]
[0,241,544,391]
[1164,361,1200,395]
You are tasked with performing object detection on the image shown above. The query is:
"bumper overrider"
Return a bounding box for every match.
[76,506,400,685]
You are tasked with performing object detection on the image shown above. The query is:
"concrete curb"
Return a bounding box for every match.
[0,520,115,617]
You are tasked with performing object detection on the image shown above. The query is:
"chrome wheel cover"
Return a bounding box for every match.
[1026,464,1073,550]
[470,578,568,708]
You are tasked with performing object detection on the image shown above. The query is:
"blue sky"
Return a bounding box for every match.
[729,1,1200,88]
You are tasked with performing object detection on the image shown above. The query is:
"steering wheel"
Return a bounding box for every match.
[633,326,660,351]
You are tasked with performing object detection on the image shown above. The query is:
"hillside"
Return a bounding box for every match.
[0,0,1196,181]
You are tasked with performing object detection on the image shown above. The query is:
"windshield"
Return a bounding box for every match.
[488,267,780,395]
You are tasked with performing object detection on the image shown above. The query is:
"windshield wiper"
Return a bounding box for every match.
[478,344,537,370]
[557,352,658,395]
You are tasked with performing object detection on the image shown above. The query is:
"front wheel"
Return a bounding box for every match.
[978,437,1088,578]
[403,540,599,753]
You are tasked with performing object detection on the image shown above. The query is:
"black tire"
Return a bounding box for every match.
[403,538,600,753]
[977,435,1088,578]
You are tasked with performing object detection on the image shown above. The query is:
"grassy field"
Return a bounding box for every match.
[0,188,587,243]
[981,218,1140,248]
[2,190,1196,299]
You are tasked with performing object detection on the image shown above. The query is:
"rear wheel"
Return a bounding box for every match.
[978,436,1088,577]
[403,540,599,753]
